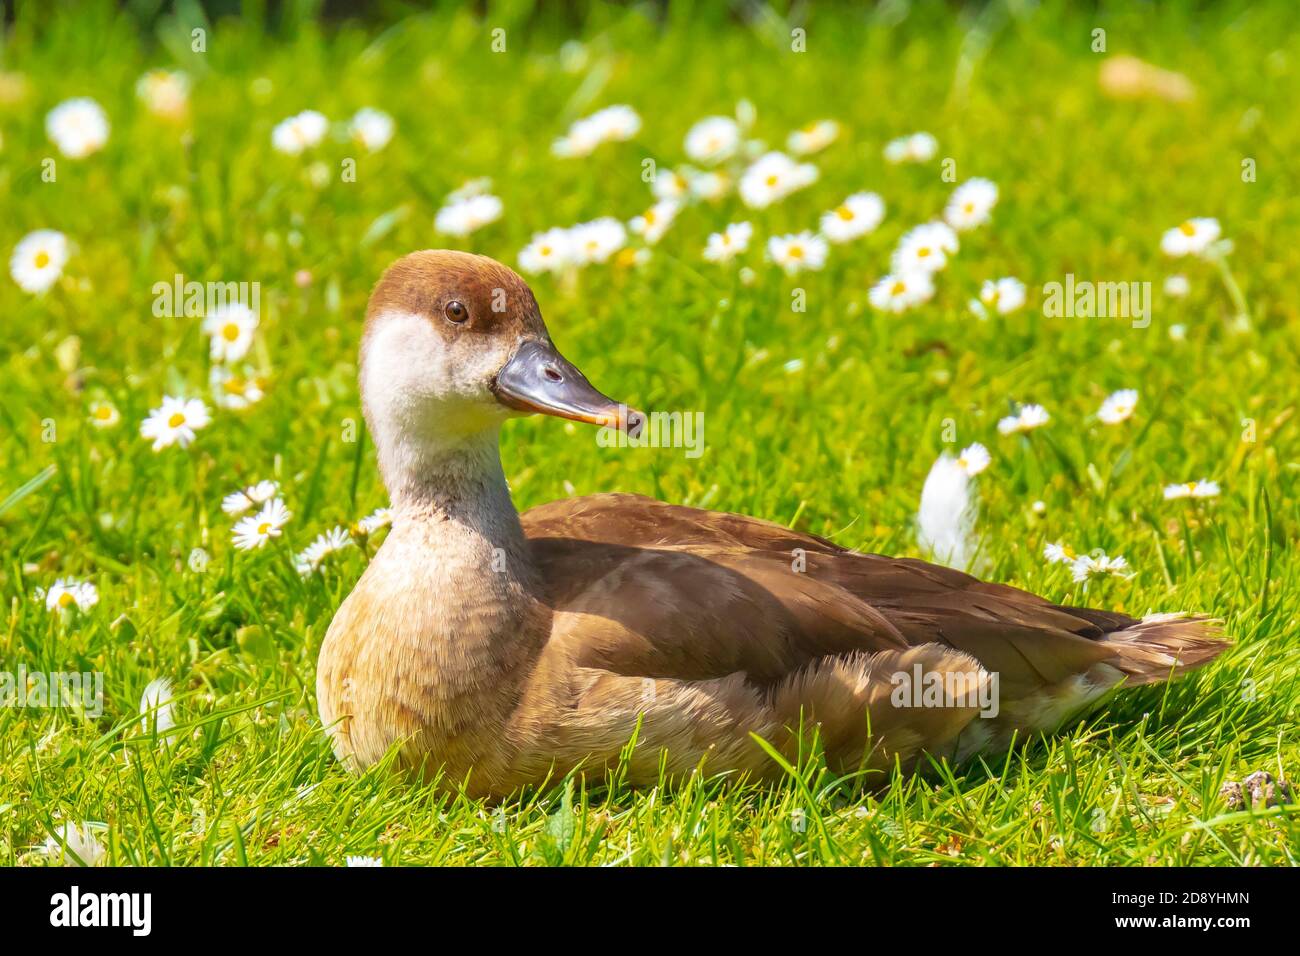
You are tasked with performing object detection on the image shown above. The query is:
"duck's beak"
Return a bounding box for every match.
[492,339,642,433]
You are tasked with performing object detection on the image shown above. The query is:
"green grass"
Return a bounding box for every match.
[2,0,1298,866]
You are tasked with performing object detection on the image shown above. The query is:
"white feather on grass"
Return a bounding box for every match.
[42,821,106,867]
[917,453,980,571]
[139,677,177,742]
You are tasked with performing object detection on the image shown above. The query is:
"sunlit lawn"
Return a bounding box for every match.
[1,1,1297,865]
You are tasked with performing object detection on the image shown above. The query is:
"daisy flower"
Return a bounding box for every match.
[232,499,292,551]
[892,223,958,274]
[688,170,730,202]
[1163,479,1221,500]
[139,677,177,740]
[346,856,383,867]
[135,70,190,120]
[45,98,109,158]
[1044,542,1077,565]
[883,132,937,164]
[1164,275,1190,297]
[202,303,258,363]
[786,119,840,155]
[944,178,999,231]
[87,400,120,428]
[767,232,828,275]
[972,277,1027,317]
[628,201,681,245]
[684,116,741,165]
[35,578,99,613]
[1160,218,1222,257]
[1097,389,1139,425]
[10,230,69,294]
[42,822,106,867]
[356,507,393,535]
[518,228,573,275]
[568,218,627,265]
[349,107,394,152]
[222,480,280,516]
[434,194,504,236]
[955,443,990,476]
[997,404,1050,435]
[140,396,210,451]
[1071,552,1130,583]
[552,105,640,157]
[868,272,935,313]
[652,167,693,201]
[738,151,818,209]
[820,192,885,243]
[703,222,753,263]
[210,365,265,410]
[271,110,328,155]
[295,526,354,576]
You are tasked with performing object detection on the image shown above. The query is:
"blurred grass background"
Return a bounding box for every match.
[1,0,1297,864]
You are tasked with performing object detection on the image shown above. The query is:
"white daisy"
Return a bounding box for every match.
[974,277,1027,316]
[140,396,211,451]
[892,223,958,275]
[955,443,990,476]
[652,167,693,201]
[786,119,840,155]
[231,499,292,550]
[883,131,938,164]
[1043,542,1077,565]
[820,192,885,244]
[87,400,120,428]
[356,507,393,535]
[1160,218,1222,257]
[688,170,730,202]
[10,229,69,294]
[446,177,493,203]
[1164,275,1190,297]
[202,303,258,363]
[210,365,265,410]
[295,526,353,576]
[628,200,681,245]
[552,105,640,157]
[346,855,383,867]
[434,194,503,236]
[518,227,574,275]
[868,272,935,313]
[1163,479,1221,500]
[349,107,394,152]
[997,404,1050,435]
[135,70,190,120]
[139,677,177,740]
[766,232,828,275]
[222,480,280,516]
[271,110,328,155]
[1071,552,1130,583]
[738,151,818,209]
[1097,389,1139,425]
[1169,324,1188,341]
[567,218,627,265]
[684,116,741,164]
[35,577,99,613]
[45,98,109,158]
[703,222,753,263]
[42,822,105,867]
[944,178,999,231]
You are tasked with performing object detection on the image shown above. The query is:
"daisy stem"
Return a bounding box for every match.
[1212,254,1251,323]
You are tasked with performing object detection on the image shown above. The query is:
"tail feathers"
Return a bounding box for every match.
[1101,613,1229,685]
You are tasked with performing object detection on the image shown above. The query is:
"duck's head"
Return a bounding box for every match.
[360,250,637,489]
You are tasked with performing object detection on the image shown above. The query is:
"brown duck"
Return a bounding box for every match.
[317,250,1227,797]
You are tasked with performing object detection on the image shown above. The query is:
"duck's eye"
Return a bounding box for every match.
[444,300,469,324]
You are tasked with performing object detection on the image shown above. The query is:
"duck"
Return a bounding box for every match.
[316,249,1228,798]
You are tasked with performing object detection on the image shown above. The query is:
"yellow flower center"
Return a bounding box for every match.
[644,210,657,225]
[834,205,854,221]
[539,245,552,256]
[891,281,907,295]
[34,251,50,268]
[917,247,931,258]
[1179,221,1196,236]
[223,377,247,395]
[58,591,75,608]
[222,323,241,341]
[788,245,804,259]
[167,412,186,428]
[257,522,272,535]
[92,405,113,420]
[963,202,974,213]
[765,174,779,187]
